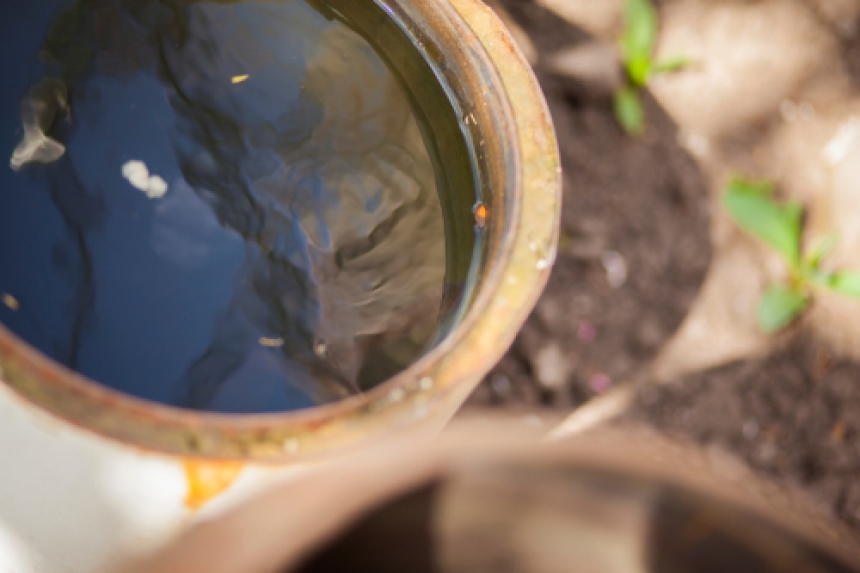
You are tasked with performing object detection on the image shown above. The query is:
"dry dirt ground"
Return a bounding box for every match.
[468,0,860,532]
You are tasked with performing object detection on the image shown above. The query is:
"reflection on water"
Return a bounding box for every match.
[0,0,451,413]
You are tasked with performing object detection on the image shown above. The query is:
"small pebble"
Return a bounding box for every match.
[588,373,612,394]
[601,250,627,288]
[533,344,570,391]
[577,321,596,343]
[831,421,847,443]
[490,373,512,397]
[743,419,760,440]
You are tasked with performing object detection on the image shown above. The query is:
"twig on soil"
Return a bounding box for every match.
[547,385,635,440]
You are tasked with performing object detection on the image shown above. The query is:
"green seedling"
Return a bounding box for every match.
[722,177,860,333]
[614,0,688,135]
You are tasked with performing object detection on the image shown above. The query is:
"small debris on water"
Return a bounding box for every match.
[473,202,488,228]
[122,160,169,199]
[231,74,249,84]
[577,321,596,343]
[11,79,68,171]
[313,339,328,358]
[259,336,285,347]
[2,294,19,311]
[601,250,627,288]
[588,373,612,394]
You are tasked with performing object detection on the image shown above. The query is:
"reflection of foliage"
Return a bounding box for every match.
[151,14,345,407]
[46,160,107,368]
[723,177,860,333]
[614,0,688,136]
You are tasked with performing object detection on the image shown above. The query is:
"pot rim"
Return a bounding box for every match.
[0,0,561,460]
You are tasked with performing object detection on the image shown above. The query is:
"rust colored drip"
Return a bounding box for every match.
[183,460,244,510]
[473,203,488,228]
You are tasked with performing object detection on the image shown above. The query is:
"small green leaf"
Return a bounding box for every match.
[653,56,690,75]
[829,271,860,300]
[757,285,808,333]
[722,178,803,266]
[626,55,652,86]
[621,0,658,63]
[804,232,838,270]
[614,87,645,136]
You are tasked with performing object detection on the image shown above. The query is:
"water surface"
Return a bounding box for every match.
[0,0,471,413]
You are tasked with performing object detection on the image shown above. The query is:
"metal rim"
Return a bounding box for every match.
[0,0,560,460]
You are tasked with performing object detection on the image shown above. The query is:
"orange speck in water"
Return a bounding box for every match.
[183,460,244,510]
[473,203,488,228]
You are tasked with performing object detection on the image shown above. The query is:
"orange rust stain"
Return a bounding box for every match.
[183,460,244,510]
[473,203,488,228]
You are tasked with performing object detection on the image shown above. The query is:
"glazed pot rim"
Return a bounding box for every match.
[0,0,561,460]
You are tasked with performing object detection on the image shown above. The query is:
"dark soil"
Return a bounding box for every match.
[626,334,860,529]
[467,0,712,408]
[468,0,860,535]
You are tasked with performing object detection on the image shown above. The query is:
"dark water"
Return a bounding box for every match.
[0,0,478,413]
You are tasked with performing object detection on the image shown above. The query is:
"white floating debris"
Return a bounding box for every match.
[313,339,327,358]
[10,79,68,171]
[122,160,169,199]
[258,337,285,348]
[601,250,627,288]
[2,294,19,311]
[823,117,860,166]
[10,130,65,171]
